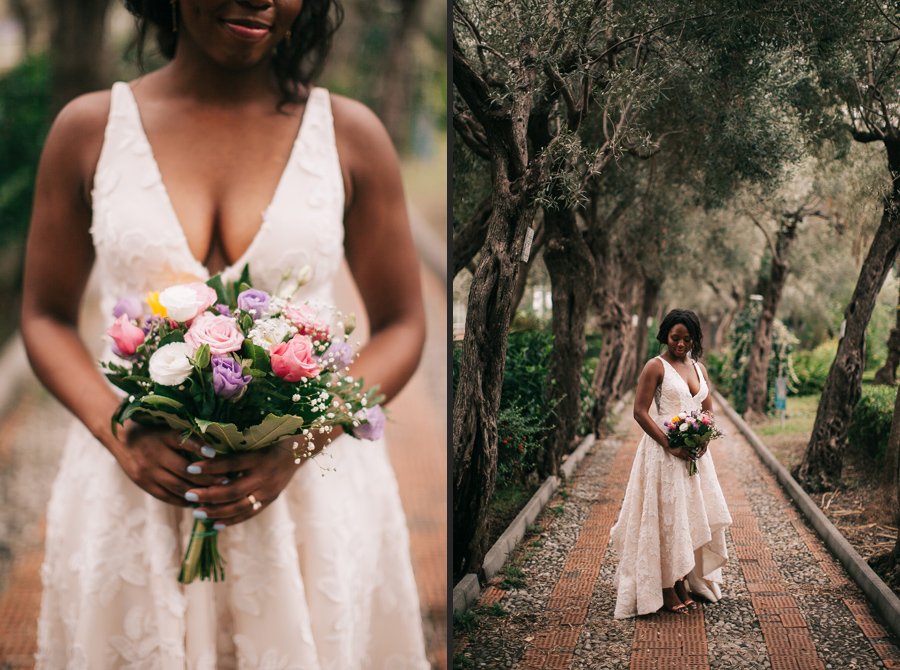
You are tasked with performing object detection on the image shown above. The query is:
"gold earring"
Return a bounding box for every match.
[170,0,178,32]
[285,29,292,42]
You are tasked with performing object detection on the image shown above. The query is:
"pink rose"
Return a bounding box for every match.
[282,303,331,341]
[107,314,145,356]
[271,335,320,381]
[184,313,244,355]
[701,415,711,426]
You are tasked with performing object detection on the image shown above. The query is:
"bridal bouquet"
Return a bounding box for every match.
[664,410,723,476]
[100,265,385,583]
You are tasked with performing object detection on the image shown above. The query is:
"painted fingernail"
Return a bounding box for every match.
[193,509,207,520]
[187,464,202,475]
[213,522,226,531]
[184,491,199,503]
[220,478,231,486]
[200,446,216,459]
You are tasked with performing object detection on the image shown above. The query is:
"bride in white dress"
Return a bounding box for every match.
[20,1,430,667]
[610,309,732,619]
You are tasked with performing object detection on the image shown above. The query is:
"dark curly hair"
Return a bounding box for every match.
[656,309,704,360]
[123,0,344,106]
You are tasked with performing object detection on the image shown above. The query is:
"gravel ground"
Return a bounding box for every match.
[455,409,900,670]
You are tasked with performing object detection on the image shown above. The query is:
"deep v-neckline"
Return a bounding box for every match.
[659,356,703,398]
[120,83,313,278]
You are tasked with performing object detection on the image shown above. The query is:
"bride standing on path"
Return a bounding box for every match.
[610,309,732,618]
[21,0,430,667]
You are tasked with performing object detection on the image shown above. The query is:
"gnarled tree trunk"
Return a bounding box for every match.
[542,206,596,476]
[794,140,900,492]
[50,0,112,113]
[632,276,661,387]
[744,217,800,420]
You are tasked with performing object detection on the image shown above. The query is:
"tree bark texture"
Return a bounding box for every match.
[509,221,545,319]
[632,276,661,387]
[589,249,642,436]
[794,141,900,492]
[452,37,542,575]
[874,283,900,386]
[744,218,800,419]
[542,206,596,476]
[453,197,493,279]
[50,0,112,113]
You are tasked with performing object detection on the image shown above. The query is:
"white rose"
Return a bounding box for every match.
[679,422,689,432]
[149,342,194,386]
[159,283,216,322]
[247,317,297,351]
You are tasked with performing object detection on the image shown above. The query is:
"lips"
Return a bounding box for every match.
[221,17,272,41]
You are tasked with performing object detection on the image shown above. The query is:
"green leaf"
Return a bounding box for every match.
[159,331,186,346]
[240,313,254,332]
[129,407,193,432]
[193,344,211,370]
[194,419,246,451]
[242,340,272,373]
[206,274,229,306]
[141,394,186,411]
[242,413,306,450]
[238,264,251,287]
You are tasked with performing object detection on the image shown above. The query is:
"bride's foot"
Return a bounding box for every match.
[661,587,689,615]
[673,578,698,609]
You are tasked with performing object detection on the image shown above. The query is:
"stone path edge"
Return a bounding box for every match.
[453,399,627,615]
[713,388,900,639]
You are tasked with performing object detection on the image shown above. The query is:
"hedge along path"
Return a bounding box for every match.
[458,411,900,670]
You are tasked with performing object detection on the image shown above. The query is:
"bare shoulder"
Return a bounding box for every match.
[641,357,664,381]
[48,90,110,146]
[329,94,398,166]
[42,90,111,194]
[696,360,711,379]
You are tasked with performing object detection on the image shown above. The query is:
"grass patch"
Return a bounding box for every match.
[482,603,508,617]
[484,482,539,551]
[550,504,565,517]
[453,652,475,669]
[453,609,479,634]
[751,394,819,471]
[500,564,526,590]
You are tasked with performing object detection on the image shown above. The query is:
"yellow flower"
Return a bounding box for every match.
[147,291,168,317]
[671,416,682,424]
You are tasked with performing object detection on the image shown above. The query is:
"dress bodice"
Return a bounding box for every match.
[653,355,708,419]
[89,82,345,327]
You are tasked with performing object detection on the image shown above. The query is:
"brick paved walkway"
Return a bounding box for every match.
[0,262,447,670]
[456,412,900,670]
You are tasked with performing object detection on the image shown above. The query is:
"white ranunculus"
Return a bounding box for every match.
[159,284,214,322]
[148,342,194,386]
[679,422,689,432]
[247,317,297,351]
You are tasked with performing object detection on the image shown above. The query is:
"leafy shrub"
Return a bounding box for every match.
[0,55,51,248]
[848,384,897,462]
[792,339,837,396]
[496,403,546,487]
[705,351,726,389]
[720,302,798,414]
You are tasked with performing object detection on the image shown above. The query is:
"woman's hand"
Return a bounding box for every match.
[668,446,693,461]
[181,433,330,527]
[111,421,223,507]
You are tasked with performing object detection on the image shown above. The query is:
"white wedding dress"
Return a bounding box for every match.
[610,355,732,619]
[35,82,429,669]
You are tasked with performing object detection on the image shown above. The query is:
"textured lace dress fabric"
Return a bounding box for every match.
[610,356,733,619]
[35,83,429,669]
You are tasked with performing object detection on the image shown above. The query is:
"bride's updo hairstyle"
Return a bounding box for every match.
[123,0,344,106]
[656,309,704,360]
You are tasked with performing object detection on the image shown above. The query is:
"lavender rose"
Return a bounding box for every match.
[237,289,271,318]
[352,405,385,441]
[214,303,232,317]
[317,341,354,371]
[112,295,144,321]
[211,356,252,399]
